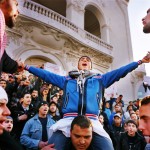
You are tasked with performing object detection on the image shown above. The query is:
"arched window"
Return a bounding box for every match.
[84,7,101,38]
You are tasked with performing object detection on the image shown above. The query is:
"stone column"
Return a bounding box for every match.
[66,0,85,29]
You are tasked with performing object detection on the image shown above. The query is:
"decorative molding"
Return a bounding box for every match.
[67,0,85,11]
[64,38,112,69]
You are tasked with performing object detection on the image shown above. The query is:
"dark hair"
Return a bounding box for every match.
[126,105,133,111]
[0,79,6,82]
[141,96,150,106]
[126,120,137,128]
[130,112,136,117]
[71,115,92,131]
[21,92,31,98]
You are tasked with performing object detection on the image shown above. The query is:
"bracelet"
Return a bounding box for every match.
[24,65,30,70]
[138,60,143,65]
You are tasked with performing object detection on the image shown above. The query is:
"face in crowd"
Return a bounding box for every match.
[0,79,7,89]
[127,123,137,137]
[0,88,10,134]
[0,0,19,28]
[39,104,49,117]
[70,124,93,150]
[78,56,92,71]
[49,103,57,113]
[142,8,150,33]
[22,93,32,107]
[139,103,150,136]
[31,90,38,98]
[2,117,13,132]
[98,114,104,125]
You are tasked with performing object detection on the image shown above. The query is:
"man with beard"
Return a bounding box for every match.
[142,8,150,33]
[138,8,150,150]
[0,0,24,75]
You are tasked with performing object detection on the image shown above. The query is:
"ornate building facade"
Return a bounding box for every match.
[6,0,146,101]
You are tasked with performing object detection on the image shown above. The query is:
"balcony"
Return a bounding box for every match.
[18,0,113,56]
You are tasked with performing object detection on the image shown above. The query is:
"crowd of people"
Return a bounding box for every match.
[0,0,150,150]
[0,70,148,150]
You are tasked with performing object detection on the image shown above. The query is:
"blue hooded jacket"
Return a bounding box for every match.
[26,61,139,117]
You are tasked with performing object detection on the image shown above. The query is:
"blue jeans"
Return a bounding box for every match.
[48,130,114,150]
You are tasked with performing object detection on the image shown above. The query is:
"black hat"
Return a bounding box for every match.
[37,101,49,110]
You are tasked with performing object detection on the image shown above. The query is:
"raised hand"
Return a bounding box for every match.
[17,61,25,72]
[141,52,150,63]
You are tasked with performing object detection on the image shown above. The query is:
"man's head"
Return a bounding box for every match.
[105,101,110,108]
[126,120,137,137]
[50,94,58,103]
[8,74,15,83]
[98,114,104,124]
[22,92,31,107]
[2,116,13,132]
[142,8,150,33]
[0,87,10,134]
[0,0,19,28]
[130,113,138,121]
[70,115,93,150]
[113,113,122,126]
[49,101,57,114]
[0,79,7,89]
[114,104,121,113]
[31,89,38,98]
[78,56,92,71]
[40,87,49,96]
[38,101,49,117]
[139,96,150,136]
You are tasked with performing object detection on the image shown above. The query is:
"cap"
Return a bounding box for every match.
[114,113,121,119]
[6,116,13,120]
[37,101,48,110]
[0,86,8,103]
[8,74,14,78]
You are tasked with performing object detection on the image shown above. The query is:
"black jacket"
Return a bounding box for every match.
[0,131,23,150]
[118,132,146,150]
[0,51,18,75]
[11,102,36,141]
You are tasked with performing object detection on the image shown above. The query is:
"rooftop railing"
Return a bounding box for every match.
[19,0,113,53]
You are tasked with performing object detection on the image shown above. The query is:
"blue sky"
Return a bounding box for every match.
[128,0,150,76]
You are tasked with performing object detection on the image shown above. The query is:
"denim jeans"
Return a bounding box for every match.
[48,130,114,150]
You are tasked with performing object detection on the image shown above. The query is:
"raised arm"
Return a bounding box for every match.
[101,52,150,88]
[24,65,66,89]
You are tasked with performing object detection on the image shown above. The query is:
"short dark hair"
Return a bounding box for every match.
[126,120,137,128]
[141,96,150,106]
[71,115,92,131]
[0,79,6,82]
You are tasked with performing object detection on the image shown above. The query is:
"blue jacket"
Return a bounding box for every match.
[20,114,55,150]
[26,62,139,117]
